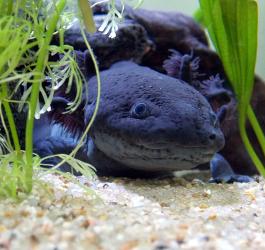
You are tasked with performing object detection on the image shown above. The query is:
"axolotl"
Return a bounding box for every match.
[34,62,252,182]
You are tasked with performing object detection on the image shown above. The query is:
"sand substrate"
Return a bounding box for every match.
[0,172,264,250]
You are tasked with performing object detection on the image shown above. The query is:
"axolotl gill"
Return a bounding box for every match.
[34,62,252,182]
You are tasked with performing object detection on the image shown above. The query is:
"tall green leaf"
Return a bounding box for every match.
[200,0,265,176]
[78,0,96,33]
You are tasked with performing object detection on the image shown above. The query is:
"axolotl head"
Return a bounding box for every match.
[84,62,225,172]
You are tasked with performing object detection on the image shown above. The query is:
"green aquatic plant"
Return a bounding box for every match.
[0,0,99,199]
[199,0,265,176]
[0,0,147,199]
[78,0,96,33]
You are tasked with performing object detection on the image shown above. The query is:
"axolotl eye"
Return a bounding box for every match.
[131,102,149,119]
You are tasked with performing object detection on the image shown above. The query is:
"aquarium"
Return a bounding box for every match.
[0,0,265,248]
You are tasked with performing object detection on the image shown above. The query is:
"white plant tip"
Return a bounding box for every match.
[98,12,112,32]
[102,23,112,35]
[35,112,40,120]
[109,28,117,38]
[39,108,46,115]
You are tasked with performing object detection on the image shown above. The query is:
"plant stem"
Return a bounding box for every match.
[0,72,21,153]
[71,28,101,155]
[1,84,21,152]
[7,1,13,15]
[25,0,66,192]
[52,27,101,169]
[239,114,265,177]
[247,105,265,156]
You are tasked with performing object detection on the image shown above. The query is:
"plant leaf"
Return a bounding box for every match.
[78,0,96,33]
[199,0,265,175]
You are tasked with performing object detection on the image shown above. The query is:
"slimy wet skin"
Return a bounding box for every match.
[83,62,225,174]
[34,62,254,182]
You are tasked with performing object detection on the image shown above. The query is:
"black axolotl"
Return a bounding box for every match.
[34,62,252,182]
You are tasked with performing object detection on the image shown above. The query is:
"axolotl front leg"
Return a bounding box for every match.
[209,154,253,183]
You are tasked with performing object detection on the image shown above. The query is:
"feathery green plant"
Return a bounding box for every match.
[0,0,98,199]
[199,0,265,176]
[0,0,146,200]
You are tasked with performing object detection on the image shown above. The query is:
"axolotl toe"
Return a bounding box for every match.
[35,62,248,180]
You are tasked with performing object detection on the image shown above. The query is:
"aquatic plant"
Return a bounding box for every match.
[93,0,144,38]
[0,0,146,200]
[199,0,265,176]
[0,0,98,199]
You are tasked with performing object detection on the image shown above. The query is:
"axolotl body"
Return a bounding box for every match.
[34,62,251,182]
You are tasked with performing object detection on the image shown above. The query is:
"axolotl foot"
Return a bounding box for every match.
[209,153,254,183]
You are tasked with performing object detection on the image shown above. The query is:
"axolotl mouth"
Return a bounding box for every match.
[91,131,224,172]
[85,62,225,173]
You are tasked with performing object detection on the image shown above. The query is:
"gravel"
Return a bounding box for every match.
[0,172,265,250]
